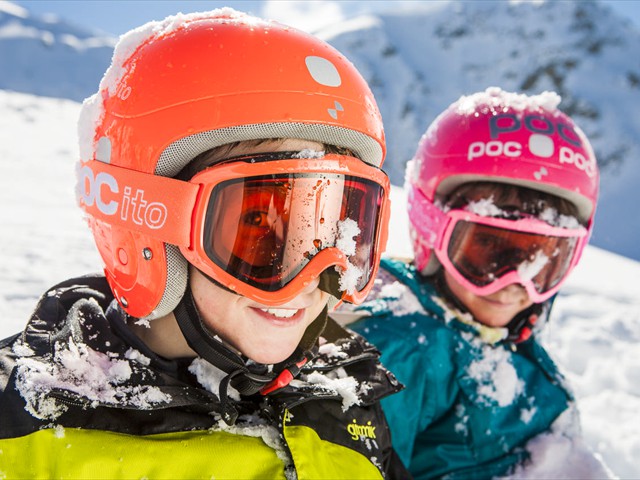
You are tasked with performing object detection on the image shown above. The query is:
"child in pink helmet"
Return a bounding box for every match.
[348,88,612,478]
[0,9,409,478]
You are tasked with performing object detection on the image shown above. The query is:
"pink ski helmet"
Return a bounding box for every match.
[407,87,599,275]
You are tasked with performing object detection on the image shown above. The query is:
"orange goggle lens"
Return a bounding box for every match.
[203,172,385,293]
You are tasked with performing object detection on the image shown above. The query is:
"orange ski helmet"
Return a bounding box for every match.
[77,9,386,319]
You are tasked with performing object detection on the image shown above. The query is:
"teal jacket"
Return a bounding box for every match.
[350,258,573,479]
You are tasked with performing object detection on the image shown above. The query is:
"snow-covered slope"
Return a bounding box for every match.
[318,0,640,261]
[0,88,639,478]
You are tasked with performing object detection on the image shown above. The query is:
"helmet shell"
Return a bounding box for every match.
[407,88,599,273]
[79,10,386,318]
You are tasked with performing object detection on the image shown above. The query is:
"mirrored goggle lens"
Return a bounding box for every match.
[447,221,581,294]
[203,173,384,292]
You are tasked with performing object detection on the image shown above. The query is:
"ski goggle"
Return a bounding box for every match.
[78,153,390,306]
[431,209,588,302]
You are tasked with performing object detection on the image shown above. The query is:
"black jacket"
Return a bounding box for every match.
[0,275,410,479]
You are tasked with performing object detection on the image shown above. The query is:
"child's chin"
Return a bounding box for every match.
[247,344,299,366]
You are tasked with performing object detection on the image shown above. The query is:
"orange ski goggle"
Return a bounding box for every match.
[78,152,390,306]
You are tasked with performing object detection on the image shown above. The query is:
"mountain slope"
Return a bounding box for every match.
[0,1,114,101]
[318,0,640,260]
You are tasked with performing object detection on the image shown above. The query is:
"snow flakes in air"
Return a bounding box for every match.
[15,338,171,420]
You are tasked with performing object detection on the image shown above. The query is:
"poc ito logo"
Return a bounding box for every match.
[78,165,168,230]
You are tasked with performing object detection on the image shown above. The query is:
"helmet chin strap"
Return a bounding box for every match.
[173,269,327,425]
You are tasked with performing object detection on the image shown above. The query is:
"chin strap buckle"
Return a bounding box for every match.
[260,357,309,396]
[514,313,538,343]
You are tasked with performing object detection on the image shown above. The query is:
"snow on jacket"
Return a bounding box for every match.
[0,275,410,479]
[348,258,573,479]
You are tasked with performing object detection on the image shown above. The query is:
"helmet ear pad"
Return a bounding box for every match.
[92,218,187,319]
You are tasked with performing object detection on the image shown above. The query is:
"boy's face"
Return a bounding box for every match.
[443,269,533,327]
[189,139,330,364]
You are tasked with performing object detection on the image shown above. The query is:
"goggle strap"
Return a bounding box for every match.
[408,188,449,249]
[78,160,198,246]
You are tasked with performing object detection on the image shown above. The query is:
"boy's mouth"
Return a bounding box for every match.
[259,308,299,319]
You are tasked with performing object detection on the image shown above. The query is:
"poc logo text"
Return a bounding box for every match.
[78,164,168,230]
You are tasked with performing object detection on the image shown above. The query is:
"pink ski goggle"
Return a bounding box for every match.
[427,208,588,302]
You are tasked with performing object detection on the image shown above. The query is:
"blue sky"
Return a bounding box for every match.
[13,0,640,36]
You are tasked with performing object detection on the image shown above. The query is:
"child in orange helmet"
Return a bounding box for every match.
[0,9,409,478]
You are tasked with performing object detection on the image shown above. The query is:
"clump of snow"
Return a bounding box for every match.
[53,424,65,438]
[335,218,364,294]
[467,341,525,407]
[293,367,361,411]
[189,358,240,401]
[517,250,549,281]
[318,342,348,360]
[133,317,151,328]
[465,197,583,231]
[520,406,538,424]
[212,414,290,471]
[466,197,505,217]
[77,7,256,163]
[125,347,150,366]
[293,149,325,159]
[504,409,615,479]
[12,340,34,358]
[15,338,171,420]
[335,218,360,256]
[455,87,562,116]
[540,208,582,229]
[377,281,426,317]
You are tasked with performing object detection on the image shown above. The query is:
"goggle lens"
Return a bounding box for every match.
[438,214,587,301]
[203,173,384,293]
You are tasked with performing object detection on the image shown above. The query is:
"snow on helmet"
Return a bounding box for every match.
[77,9,386,319]
[407,87,599,274]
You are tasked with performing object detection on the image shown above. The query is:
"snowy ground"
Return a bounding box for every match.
[1,90,639,478]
